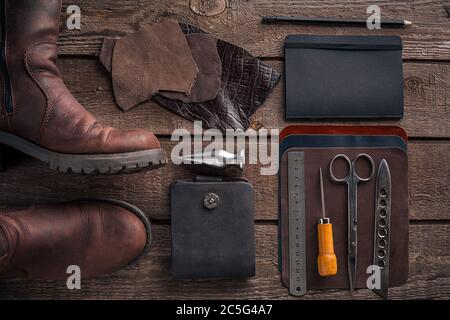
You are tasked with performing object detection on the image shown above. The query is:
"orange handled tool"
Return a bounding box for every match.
[317,168,338,277]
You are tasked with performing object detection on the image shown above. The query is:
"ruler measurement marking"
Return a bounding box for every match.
[288,152,307,296]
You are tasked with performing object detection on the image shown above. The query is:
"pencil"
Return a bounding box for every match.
[261,16,412,27]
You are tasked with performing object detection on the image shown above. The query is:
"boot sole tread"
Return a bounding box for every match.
[0,131,167,174]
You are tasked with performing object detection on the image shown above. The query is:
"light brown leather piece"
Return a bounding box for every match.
[159,34,221,103]
[280,147,409,289]
[99,37,116,73]
[112,19,199,111]
[0,201,148,280]
[101,34,222,104]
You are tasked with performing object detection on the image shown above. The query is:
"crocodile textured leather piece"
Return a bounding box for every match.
[100,23,281,131]
[152,23,281,131]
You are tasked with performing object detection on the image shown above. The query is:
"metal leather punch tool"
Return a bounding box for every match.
[373,159,392,299]
[329,154,375,291]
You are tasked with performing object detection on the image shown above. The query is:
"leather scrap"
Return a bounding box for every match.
[99,37,116,73]
[111,19,198,111]
[100,22,281,131]
[101,34,222,104]
[159,34,222,103]
[152,23,281,131]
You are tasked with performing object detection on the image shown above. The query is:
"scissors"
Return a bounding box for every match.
[329,153,375,291]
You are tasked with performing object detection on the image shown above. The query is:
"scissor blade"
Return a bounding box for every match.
[374,286,389,299]
[348,255,356,291]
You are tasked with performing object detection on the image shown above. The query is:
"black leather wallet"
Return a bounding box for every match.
[170,176,255,279]
[285,35,404,119]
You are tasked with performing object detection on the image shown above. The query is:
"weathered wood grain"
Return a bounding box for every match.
[1,0,448,301]
[0,140,448,221]
[57,58,450,138]
[57,0,450,61]
[0,224,448,300]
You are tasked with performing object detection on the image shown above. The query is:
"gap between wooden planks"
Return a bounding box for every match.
[58,58,450,138]
[0,224,448,299]
[57,0,450,61]
[0,139,448,221]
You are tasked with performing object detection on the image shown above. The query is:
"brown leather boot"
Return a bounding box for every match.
[0,199,151,280]
[0,0,166,174]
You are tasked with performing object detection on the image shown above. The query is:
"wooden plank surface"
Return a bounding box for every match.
[0,224,448,300]
[0,140,448,221]
[0,0,449,300]
[57,0,450,61]
[59,58,450,138]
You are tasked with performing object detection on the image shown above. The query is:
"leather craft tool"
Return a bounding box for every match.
[178,149,245,171]
[278,132,407,280]
[262,16,412,27]
[317,168,337,277]
[288,152,307,296]
[373,159,392,299]
[329,154,375,290]
[279,147,409,290]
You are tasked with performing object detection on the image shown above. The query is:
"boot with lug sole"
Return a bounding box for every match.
[0,199,151,280]
[0,0,166,174]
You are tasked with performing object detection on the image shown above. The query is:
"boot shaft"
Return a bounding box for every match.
[4,0,62,59]
[0,0,63,140]
[0,0,165,166]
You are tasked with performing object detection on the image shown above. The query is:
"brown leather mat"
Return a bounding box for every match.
[280,147,409,289]
[159,34,221,103]
[280,125,408,142]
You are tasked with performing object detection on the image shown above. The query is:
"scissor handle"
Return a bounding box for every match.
[352,153,375,182]
[329,154,352,183]
[329,153,375,183]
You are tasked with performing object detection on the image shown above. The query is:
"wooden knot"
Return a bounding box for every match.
[189,0,227,17]
[250,120,264,131]
[405,77,422,92]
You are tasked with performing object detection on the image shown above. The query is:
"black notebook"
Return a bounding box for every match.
[284,35,404,119]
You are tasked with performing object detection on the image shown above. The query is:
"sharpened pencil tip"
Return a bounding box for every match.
[404,20,412,26]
